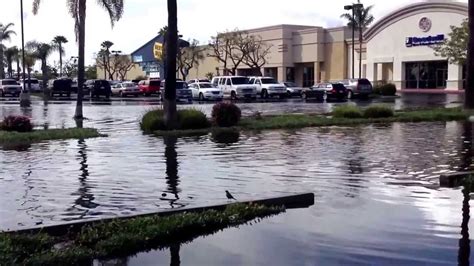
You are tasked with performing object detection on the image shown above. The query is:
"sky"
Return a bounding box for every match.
[0,0,468,68]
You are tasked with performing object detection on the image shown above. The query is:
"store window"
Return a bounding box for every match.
[405,61,448,89]
[303,66,314,87]
[286,68,295,82]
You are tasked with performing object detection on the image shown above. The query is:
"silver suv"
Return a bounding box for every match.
[339,79,373,99]
[0,79,22,97]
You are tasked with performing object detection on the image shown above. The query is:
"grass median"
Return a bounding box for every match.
[0,128,105,144]
[0,203,284,265]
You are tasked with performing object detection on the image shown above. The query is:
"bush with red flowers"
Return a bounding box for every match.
[0,115,33,132]
[211,102,242,127]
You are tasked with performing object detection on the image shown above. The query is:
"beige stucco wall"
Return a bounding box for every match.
[187,46,220,80]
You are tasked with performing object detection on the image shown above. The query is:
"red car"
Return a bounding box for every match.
[138,79,161,96]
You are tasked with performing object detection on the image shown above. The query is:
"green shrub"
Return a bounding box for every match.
[363,105,394,118]
[177,109,210,130]
[212,102,242,127]
[372,85,381,95]
[140,109,165,133]
[332,105,363,119]
[141,109,210,132]
[1,116,33,132]
[379,83,397,96]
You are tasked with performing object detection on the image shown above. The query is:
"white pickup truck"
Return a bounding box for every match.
[249,76,287,99]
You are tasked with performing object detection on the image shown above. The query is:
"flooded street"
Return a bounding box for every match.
[0,94,472,265]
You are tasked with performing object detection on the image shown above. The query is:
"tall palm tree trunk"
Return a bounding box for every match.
[41,60,48,91]
[7,60,12,78]
[75,0,86,119]
[16,58,20,79]
[359,28,363,79]
[466,0,474,108]
[0,45,4,79]
[163,0,178,129]
[59,43,63,77]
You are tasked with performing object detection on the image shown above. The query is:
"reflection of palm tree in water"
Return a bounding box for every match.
[460,122,473,171]
[68,139,98,218]
[163,136,184,208]
[458,185,470,266]
[170,243,181,266]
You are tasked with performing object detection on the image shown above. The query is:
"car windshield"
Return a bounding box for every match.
[333,84,346,89]
[199,84,213,89]
[231,77,249,85]
[3,80,18,85]
[284,82,297,87]
[261,78,277,84]
[176,82,188,89]
[149,80,160,86]
[123,83,135,87]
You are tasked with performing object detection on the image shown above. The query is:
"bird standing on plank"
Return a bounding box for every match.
[226,190,236,200]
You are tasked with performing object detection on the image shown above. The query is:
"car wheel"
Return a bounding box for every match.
[347,90,353,99]
[199,93,204,101]
[231,91,237,100]
[323,93,328,101]
[287,91,292,98]
[261,89,268,99]
[302,92,307,100]
[119,91,124,97]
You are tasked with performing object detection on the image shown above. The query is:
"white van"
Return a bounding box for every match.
[248,76,286,98]
[211,76,257,100]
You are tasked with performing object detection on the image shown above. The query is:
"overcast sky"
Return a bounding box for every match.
[0,0,467,67]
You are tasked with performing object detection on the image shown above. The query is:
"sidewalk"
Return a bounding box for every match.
[400,89,465,95]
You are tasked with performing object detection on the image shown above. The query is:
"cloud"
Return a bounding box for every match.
[0,0,467,68]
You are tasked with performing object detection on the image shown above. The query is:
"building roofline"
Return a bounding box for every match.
[364,1,468,41]
[244,24,318,33]
[131,34,162,56]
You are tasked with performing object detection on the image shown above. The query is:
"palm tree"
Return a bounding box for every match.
[101,40,113,79]
[4,46,18,78]
[164,0,178,129]
[467,0,474,108]
[52,36,68,77]
[21,50,36,89]
[26,41,55,91]
[341,0,375,79]
[33,0,124,120]
[0,23,16,79]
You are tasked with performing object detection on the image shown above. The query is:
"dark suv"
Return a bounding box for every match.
[48,78,72,97]
[339,79,373,99]
[85,80,111,98]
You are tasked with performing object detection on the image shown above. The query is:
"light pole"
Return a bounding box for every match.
[19,0,31,107]
[344,3,363,80]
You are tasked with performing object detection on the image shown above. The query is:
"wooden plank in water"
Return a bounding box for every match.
[440,172,474,188]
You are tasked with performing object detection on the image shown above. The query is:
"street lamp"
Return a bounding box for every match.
[344,3,363,80]
[19,0,30,107]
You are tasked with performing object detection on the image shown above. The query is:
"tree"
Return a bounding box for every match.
[115,55,135,81]
[177,39,204,80]
[33,0,124,119]
[101,40,114,79]
[85,65,97,80]
[341,0,375,79]
[0,23,16,79]
[241,35,272,76]
[432,19,467,65]
[20,50,36,86]
[26,41,55,91]
[52,35,68,77]
[61,58,78,78]
[4,46,18,78]
[164,0,178,129]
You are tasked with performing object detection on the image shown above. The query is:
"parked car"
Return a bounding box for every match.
[188,78,210,84]
[0,79,22,97]
[20,78,41,92]
[138,79,161,96]
[211,76,257,100]
[282,81,304,97]
[160,80,193,103]
[249,76,286,98]
[48,78,72,97]
[339,78,373,99]
[305,83,348,101]
[189,82,223,101]
[85,79,111,98]
[112,82,141,97]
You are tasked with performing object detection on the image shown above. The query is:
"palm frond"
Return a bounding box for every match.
[96,0,124,27]
[32,0,41,14]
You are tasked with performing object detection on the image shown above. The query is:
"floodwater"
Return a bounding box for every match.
[0,93,472,265]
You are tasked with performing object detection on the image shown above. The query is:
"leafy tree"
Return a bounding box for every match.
[101,40,114,79]
[20,50,36,88]
[52,35,68,76]
[26,41,56,91]
[4,46,18,78]
[33,0,124,120]
[115,56,135,81]
[61,58,78,78]
[432,19,467,65]
[0,23,16,79]
[177,39,204,80]
[85,65,97,80]
[205,72,214,80]
[341,0,375,78]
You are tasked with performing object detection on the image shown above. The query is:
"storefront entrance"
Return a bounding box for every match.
[405,61,448,89]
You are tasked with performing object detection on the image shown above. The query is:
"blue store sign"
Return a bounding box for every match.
[406,34,445,47]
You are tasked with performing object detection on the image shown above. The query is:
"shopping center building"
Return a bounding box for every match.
[127,0,467,90]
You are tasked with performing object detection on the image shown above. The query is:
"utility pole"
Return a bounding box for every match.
[19,0,31,107]
[466,0,474,108]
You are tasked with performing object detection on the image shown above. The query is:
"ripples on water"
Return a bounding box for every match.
[0,98,472,265]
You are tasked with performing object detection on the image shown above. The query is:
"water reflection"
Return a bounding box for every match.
[211,130,240,144]
[163,136,184,208]
[459,185,470,266]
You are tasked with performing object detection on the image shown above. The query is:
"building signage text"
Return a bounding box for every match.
[406,34,445,47]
